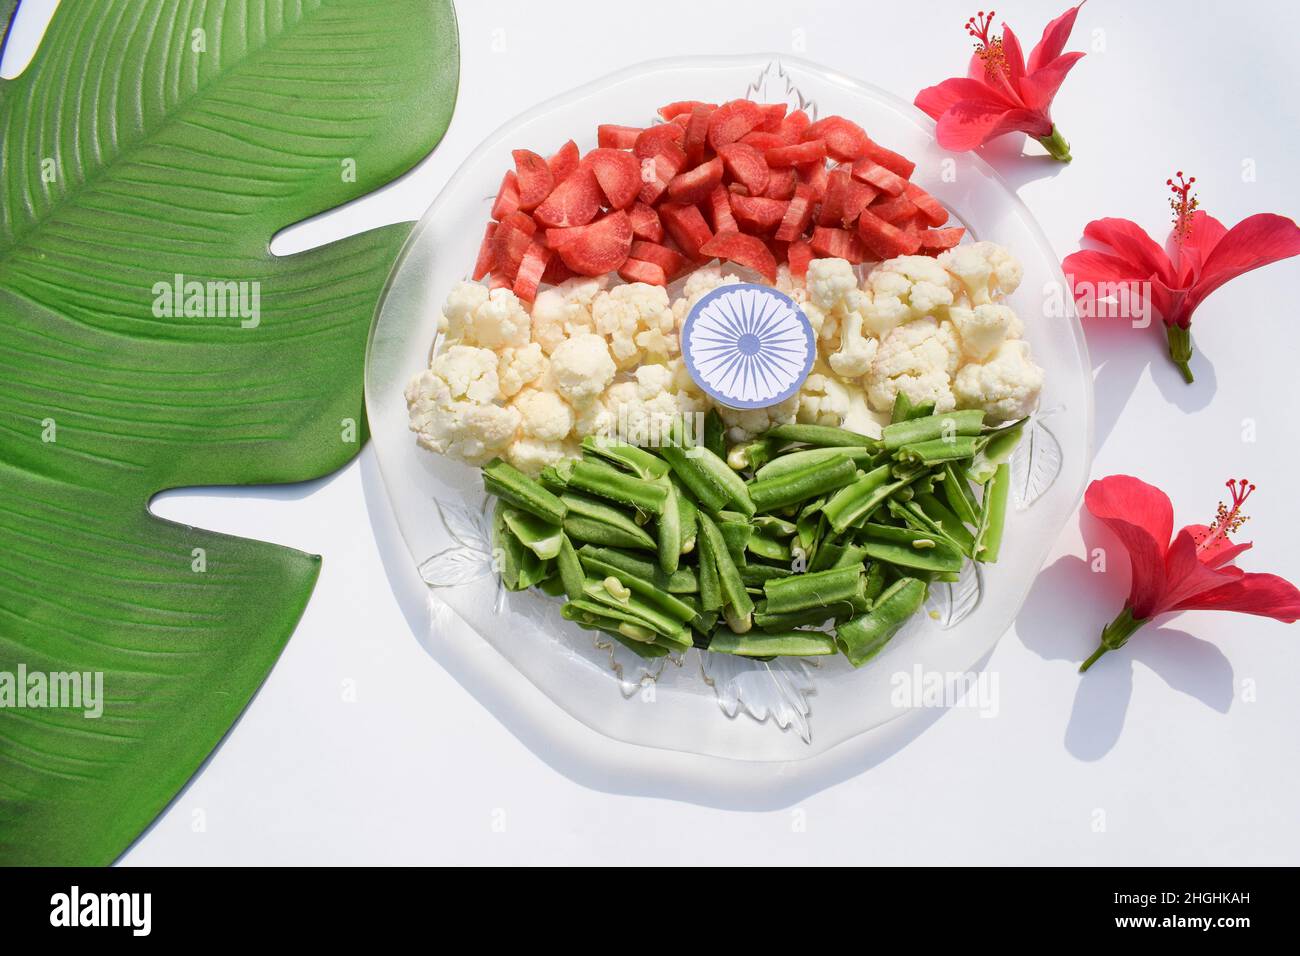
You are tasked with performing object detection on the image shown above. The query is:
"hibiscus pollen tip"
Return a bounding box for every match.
[1168,171,1199,244]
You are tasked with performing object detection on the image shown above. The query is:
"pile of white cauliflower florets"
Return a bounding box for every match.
[405,241,1043,473]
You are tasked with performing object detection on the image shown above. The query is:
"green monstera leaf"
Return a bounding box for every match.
[0,0,458,864]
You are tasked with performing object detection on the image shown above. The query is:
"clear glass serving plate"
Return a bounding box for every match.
[365,55,1094,762]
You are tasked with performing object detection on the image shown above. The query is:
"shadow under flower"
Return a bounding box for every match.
[1016,511,1234,761]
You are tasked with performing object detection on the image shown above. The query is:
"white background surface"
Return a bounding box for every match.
[7,0,1299,865]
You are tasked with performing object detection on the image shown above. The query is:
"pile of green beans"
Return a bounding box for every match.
[481,396,1021,667]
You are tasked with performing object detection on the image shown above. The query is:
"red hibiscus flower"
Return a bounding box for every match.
[914,4,1085,161]
[1063,173,1300,382]
[1080,475,1300,672]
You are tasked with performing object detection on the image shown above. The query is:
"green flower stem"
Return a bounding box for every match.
[1167,324,1195,383]
[1035,124,1073,162]
[1080,606,1148,672]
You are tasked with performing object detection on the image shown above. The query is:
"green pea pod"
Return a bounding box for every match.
[836,577,927,667]
[709,629,838,658]
[894,435,985,465]
[975,463,1011,562]
[656,477,682,574]
[821,464,895,533]
[856,523,965,574]
[696,517,723,613]
[752,445,875,482]
[577,554,698,624]
[580,435,669,481]
[577,545,698,593]
[747,531,791,563]
[740,563,794,586]
[754,602,854,631]
[881,409,986,451]
[752,514,798,537]
[763,563,866,615]
[500,507,564,560]
[704,408,727,460]
[941,462,981,527]
[561,601,680,655]
[748,455,858,513]
[580,580,695,643]
[555,534,585,601]
[765,423,881,448]
[890,392,934,423]
[968,420,1025,484]
[483,458,567,525]
[563,515,655,551]
[492,503,525,590]
[698,513,754,625]
[716,517,753,567]
[673,475,698,555]
[913,492,977,557]
[567,459,668,515]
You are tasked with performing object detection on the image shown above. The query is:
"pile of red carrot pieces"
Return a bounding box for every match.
[477,99,965,301]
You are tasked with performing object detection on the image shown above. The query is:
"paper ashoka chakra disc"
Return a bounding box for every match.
[681,284,816,410]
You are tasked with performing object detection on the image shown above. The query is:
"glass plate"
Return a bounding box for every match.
[364,55,1094,762]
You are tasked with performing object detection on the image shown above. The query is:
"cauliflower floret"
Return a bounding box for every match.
[717,394,800,444]
[405,345,520,465]
[797,370,853,426]
[827,307,880,379]
[496,342,548,398]
[459,288,531,350]
[671,266,744,323]
[950,303,1024,362]
[861,256,957,335]
[603,363,707,446]
[806,258,858,312]
[954,339,1044,422]
[939,241,1024,306]
[440,281,490,342]
[550,332,616,404]
[507,437,580,475]
[530,276,607,354]
[512,387,574,442]
[840,384,885,439]
[866,317,962,413]
[592,282,677,369]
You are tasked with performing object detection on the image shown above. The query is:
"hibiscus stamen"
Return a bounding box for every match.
[1198,477,1255,552]
[966,10,1008,81]
[1167,171,1199,244]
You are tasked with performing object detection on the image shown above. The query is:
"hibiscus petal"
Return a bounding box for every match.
[1062,249,1152,287]
[1181,523,1252,570]
[1019,51,1085,112]
[936,100,1047,150]
[914,77,1012,120]
[1171,211,1228,286]
[1085,476,1174,618]
[1169,572,1300,622]
[1027,2,1085,74]
[1158,530,1242,614]
[1084,218,1176,285]
[1000,24,1028,86]
[1187,213,1300,312]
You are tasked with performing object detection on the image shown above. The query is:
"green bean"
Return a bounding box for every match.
[763,563,866,615]
[741,563,793,586]
[893,435,985,465]
[565,459,668,515]
[563,515,654,551]
[754,602,854,631]
[750,446,873,482]
[764,423,880,447]
[555,534,585,601]
[577,545,698,593]
[696,517,723,613]
[881,409,985,450]
[968,420,1024,484]
[941,462,981,527]
[862,561,887,604]
[913,492,977,557]
[704,408,727,460]
[809,539,869,573]
[820,464,895,532]
[748,456,858,513]
[856,523,965,573]
[500,507,564,560]
[698,513,754,627]
[656,478,682,574]
[716,517,753,567]
[660,437,737,513]
[580,435,669,480]
[577,554,698,623]
[561,493,655,548]
[492,504,525,590]
[747,531,791,563]
[708,629,838,658]
[580,580,693,645]
[674,476,698,554]
[890,392,934,423]
[561,600,687,651]
[835,577,927,666]
[975,463,1011,562]
[537,574,566,597]
[483,458,567,525]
